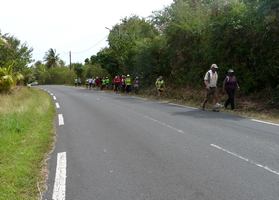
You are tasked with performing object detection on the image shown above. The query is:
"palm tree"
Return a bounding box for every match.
[44,48,60,68]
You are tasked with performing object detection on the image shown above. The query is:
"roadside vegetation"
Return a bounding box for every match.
[4,1,276,113]
[0,0,278,197]
[0,87,55,200]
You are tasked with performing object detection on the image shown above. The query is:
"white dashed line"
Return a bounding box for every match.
[211,144,279,176]
[53,96,57,100]
[52,152,67,200]
[251,119,279,127]
[56,103,60,109]
[143,115,184,133]
[58,114,64,126]
[50,93,54,96]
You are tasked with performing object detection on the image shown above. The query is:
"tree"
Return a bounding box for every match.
[107,16,159,72]
[72,63,84,78]
[0,32,33,92]
[0,33,33,72]
[44,48,61,68]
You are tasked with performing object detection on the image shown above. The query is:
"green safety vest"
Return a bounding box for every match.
[125,78,132,85]
[156,80,164,89]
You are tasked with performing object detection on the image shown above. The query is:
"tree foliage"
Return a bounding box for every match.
[0,32,33,92]
[44,48,61,68]
[85,0,278,101]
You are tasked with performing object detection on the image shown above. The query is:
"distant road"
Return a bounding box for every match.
[43,85,279,200]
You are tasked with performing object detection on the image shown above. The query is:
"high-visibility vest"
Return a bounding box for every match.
[156,80,164,89]
[125,78,132,85]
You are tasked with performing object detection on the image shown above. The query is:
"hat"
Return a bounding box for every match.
[228,69,234,73]
[211,64,218,69]
[127,74,130,77]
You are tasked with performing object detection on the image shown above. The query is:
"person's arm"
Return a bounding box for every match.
[204,72,210,89]
[223,77,227,92]
[236,77,240,89]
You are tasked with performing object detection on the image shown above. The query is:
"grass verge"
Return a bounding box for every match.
[0,87,55,200]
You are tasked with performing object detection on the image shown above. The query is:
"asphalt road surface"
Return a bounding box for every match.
[42,85,279,200]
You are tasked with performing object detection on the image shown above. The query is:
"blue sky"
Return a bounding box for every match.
[0,0,173,65]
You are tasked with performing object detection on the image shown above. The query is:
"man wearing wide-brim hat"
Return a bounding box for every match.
[201,64,222,111]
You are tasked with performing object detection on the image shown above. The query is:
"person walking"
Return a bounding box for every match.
[121,75,126,93]
[125,74,132,94]
[88,77,93,89]
[113,75,121,93]
[155,76,165,97]
[223,69,240,110]
[201,64,222,111]
[133,76,140,94]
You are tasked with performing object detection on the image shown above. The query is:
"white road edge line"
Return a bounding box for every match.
[56,103,60,109]
[211,144,279,176]
[52,152,67,200]
[53,96,57,100]
[168,102,198,110]
[251,119,279,127]
[58,114,64,126]
[133,96,147,101]
[50,93,54,96]
[143,115,184,134]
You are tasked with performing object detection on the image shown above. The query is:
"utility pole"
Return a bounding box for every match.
[69,51,72,69]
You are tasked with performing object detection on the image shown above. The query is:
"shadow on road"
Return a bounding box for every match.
[172,109,244,121]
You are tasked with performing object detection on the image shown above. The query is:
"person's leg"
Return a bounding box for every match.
[225,89,230,108]
[212,87,218,106]
[202,88,211,109]
[230,89,235,110]
[202,98,208,109]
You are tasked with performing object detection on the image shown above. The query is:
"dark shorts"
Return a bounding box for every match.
[205,87,217,100]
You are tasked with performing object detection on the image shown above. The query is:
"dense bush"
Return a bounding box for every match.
[34,66,75,85]
[85,0,278,101]
[0,65,24,93]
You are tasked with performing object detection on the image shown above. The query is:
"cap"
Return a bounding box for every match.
[211,64,218,69]
[228,69,234,73]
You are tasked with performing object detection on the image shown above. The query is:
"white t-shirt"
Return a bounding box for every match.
[204,69,218,87]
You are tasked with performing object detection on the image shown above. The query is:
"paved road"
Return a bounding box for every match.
[42,85,279,200]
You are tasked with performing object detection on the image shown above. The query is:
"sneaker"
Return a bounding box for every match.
[215,103,223,108]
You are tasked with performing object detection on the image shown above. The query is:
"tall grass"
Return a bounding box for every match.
[0,87,55,200]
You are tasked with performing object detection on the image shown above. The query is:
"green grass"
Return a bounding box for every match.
[0,87,55,200]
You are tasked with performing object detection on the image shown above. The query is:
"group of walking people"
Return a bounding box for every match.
[78,74,140,94]
[112,74,139,94]
[202,64,240,111]
[75,63,239,111]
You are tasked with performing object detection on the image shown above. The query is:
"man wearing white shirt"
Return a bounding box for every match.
[201,64,221,111]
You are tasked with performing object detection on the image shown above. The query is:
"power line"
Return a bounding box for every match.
[71,35,108,54]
